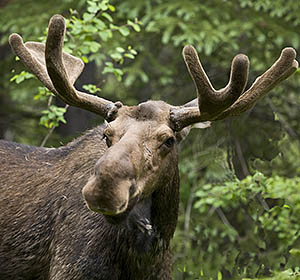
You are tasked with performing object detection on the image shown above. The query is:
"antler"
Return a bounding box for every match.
[9,15,119,120]
[170,45,298,131]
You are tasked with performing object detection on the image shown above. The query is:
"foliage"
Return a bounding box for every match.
[174,167,300,279]
[5,0,141,142]
[1,0,300,279]
[40,105,67,129]
[243,268,300,280]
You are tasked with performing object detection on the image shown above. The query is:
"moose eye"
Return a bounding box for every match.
[164,137,175,148]
[103,134,112,147]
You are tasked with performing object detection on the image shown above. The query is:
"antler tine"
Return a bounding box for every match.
[170,46,298,131]
[182,45,249,114]
[9,15,117,119]
[9,34,57,93]
[45,15,116,118]
[170,45,249,130]
[215,47,298,120]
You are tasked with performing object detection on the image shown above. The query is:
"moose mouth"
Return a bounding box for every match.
[102,194,140,225]
[104,208,131,224]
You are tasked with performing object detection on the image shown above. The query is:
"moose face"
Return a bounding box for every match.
[82,101,179,219]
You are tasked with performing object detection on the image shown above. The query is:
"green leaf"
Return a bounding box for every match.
[290,248,300,256]
[83,24,98,33]
[129,49,137,55]
[83,12,94,21]
[127,19,141,32]
[114,69,123,81]
[41,110,50,115]
[124,53,135,59]
[101,12,113,22]
[57,116,67,124]
[81,56,89,63]
[10,71,34,84]
[133,23,141,32]
[87,1,98,13]
[127,19,134,26]
[116,47,125,53]
[119,26,130,36]
[83,84,101,94]
[110,53,123,61]
[93,18,106,30]
[90,41,101,52]
[102,66,114,74]
[139,72,149,83]
[48,112,55,119]
[99,30,109,41]
[108,4,115,12]
[105,61,113,67]
[98,2,108,11]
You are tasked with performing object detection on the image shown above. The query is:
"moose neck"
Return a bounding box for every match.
[151,156,180,244]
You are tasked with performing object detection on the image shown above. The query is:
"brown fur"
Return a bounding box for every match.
[0,101,179,280]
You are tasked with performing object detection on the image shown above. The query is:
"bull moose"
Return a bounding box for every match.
[0,15,298,280]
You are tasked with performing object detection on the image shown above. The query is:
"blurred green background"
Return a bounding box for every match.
[1,0,300,279]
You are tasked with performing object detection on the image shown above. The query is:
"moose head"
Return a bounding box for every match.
[9,15,298,222]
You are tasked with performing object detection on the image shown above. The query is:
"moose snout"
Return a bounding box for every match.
[82,138,140,216]
[82,175,136,215]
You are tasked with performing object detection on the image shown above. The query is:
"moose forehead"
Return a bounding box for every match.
[120,100,172,123]
[105,100,174,141]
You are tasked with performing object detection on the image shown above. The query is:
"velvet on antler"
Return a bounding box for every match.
[9,15,118,120]
[170,45,298,131]
[9,14,298,129]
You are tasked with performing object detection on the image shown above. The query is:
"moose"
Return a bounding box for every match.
[0,14,298,280]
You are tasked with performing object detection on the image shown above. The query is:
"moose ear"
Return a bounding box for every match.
[175,121,211,143]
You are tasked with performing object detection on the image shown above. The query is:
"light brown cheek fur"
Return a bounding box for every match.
[136,149,174,199]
